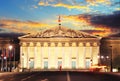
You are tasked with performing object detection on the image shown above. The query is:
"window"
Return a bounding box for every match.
[29,59,34,69]
[72,61,76,69]
[58,61,62,68]
[85,60,91,68]
[44,61,48,69]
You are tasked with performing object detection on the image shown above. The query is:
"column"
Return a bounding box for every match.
[49,42,55,69]
[78,43,85,69]
[92,42,99,65]
[20,46,23,68]
[64,42,70,69]
[34,43,37,69]
[21,42,27,68]
[71,42,77,69]
[27,43,30,69]
[57,43,63,69]
[35,42,42,69]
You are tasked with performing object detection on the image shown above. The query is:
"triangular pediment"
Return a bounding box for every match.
[19,27,98,38]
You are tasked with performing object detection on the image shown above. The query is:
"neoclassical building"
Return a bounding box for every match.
[19,27,100,70]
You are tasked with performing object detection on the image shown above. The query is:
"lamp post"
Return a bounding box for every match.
[110,46,113,72]
[13,48,15,69]
[1,54,3,71]
[9,45,12,72]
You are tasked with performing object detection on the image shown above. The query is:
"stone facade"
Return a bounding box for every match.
[100,37,120,68]
[19,27,100,70]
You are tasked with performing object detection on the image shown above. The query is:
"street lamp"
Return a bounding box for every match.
[9,45,13,50]
[1,54,3,71]
[110,46,113,72]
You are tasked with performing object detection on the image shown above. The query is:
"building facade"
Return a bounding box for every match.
[0,38,19,71]
[100,37,120,68]
[19,27,100,70]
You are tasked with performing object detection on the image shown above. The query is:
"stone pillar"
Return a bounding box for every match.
[27,43,30,69]
[35,42,42,69]
[20,44,23,68]
[34,43,37,69]
[78,42,85,69]
[57,42,63,69]
[49,42,55,69]
[71,42,77,69]
[92,42,99,65]
[64,42,70,69]
[21,42,28,69]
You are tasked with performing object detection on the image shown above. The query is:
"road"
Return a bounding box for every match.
[0,71,120,81]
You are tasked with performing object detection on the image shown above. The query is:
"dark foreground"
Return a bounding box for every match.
[0,71,120,81]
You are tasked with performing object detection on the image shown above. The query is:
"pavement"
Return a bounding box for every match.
[0,71,120,81]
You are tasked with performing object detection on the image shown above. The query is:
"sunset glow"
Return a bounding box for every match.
[0,0,119,37]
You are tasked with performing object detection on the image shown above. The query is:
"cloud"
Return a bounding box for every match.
[111,1,120,6]
[86,0,111,6]
[90,11,120,28]
[38,0,111,10]
[62,14,93,30]
[63,15,91,24]
[62,11,120,36]
[53,3,89,10]
[38,1,90,10]
[0,28,4,32]
[0,19,53,33]
[63,11,120,29]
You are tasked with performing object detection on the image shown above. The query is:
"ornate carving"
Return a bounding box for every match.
[22,27,97,38]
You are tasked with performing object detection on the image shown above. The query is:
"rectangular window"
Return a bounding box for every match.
[72,61,76,69]
[44,61,48,69]
[58,61,62,68]
[29,60,34,69]
[86,60,91,68]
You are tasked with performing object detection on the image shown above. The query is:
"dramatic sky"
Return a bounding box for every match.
[0,0,120,37]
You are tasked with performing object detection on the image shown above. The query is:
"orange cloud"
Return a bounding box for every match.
[86,0,111,6]
[62,15,92,29]
[0,19,53,33]
[92,25,112,36]
[62,15,113,37]
[38,0,111,10]
[53,3,89,10]
[38,1,90,10]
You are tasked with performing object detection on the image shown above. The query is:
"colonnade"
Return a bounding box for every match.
[20,41,99,70]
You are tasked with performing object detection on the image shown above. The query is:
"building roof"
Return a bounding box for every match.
[19,27,98,39]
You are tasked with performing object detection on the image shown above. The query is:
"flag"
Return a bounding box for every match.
[58,16,61,22]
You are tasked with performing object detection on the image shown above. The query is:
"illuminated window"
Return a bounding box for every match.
[44,61,48,69]
[29,59,34,69]
[72,61,76,69]
[85,59,91,68]
[58,61,62,68]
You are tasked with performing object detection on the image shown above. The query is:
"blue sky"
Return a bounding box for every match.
[0,0,120,36]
